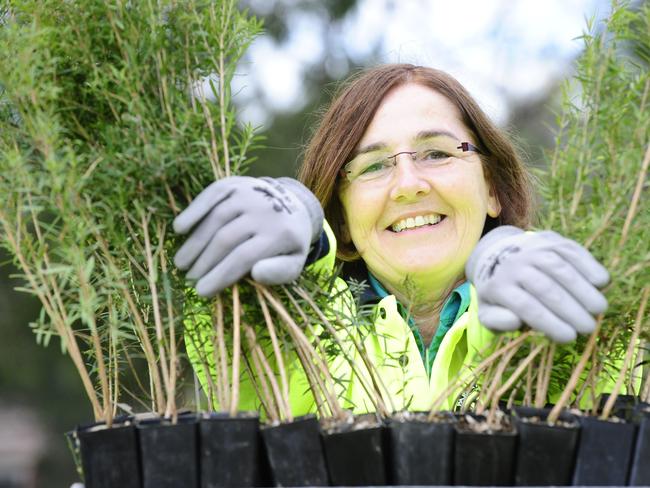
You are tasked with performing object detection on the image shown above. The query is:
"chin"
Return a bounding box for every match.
[395,252,467,280]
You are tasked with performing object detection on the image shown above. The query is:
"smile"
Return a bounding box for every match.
[390,214,445,232]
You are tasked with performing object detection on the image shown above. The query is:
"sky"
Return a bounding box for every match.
[230,0,612,126]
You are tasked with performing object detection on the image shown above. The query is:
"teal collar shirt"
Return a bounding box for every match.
[367,273,472,377]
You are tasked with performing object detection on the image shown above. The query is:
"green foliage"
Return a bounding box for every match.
[470,2,650,416]
[538,0,649,345]
[492,1,650,411]
[0,0,262,420]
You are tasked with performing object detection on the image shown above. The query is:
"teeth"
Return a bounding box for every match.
[391,214,443,232]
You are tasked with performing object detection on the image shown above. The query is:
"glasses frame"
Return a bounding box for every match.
[340,141,483,182]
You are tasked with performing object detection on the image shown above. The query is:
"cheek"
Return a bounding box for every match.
[339,186,382,243]
[442,164,493,211]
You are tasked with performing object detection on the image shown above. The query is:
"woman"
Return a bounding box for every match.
[174,64,609,412]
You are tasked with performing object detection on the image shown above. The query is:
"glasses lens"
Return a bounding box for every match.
[345,155,391,182]
[344,137,479,182]
[415,137,478,168]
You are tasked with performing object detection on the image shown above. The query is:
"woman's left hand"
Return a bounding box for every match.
[466,226,610,343]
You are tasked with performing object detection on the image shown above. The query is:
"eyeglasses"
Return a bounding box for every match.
[341,139,483,183]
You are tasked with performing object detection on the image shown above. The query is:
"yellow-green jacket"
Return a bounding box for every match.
[185,222,625,416]
[185,221,503,415]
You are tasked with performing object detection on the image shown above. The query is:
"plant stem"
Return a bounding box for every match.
[242,352,275,421]
[428,332,533,415]
[255,287,291,415]
[523,355,534,406]
[610,142,650,269]
[489,343,545,417]
[281,286,347,419]
[600,286,649,420]
[535,343,555,408]
[78,265,111,426]
[229,284,241,416]
[292,285,389,417]
[218,0,233,176]
[477,342,521,416]
[159,245,177,421]
[142,211,172,417]
[548,315,604,424]
[0,210,103,419]
[259,286,345,419]
[243,322,285,421]
[212,296,229,409]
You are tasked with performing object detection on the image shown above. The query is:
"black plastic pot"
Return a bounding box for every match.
[512,406,579,486]
[598,393,640,421]
[321,414,387,486]
[138,414,199,488]
[386,411,455,485]
[260,415,329,487]
[629,403,650,486]
[76,421,141,488]
[199,412,261,488]
[454,413,517,486]
[572,415,637,485]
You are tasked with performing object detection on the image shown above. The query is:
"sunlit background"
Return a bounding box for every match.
[0,0,612,486]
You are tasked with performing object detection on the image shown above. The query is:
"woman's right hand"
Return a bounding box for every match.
[173,176,323,297]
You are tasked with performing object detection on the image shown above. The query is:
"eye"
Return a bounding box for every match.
[420,149,450,160]
[360,160,389,174]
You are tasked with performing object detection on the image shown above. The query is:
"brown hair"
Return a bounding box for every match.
[298,64,535,261]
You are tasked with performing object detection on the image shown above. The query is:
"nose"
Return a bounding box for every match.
[388,153,431,201]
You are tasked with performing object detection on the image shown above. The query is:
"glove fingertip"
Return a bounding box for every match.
[589,293,608,315]
[173,213,190,234]
[549,328,577,344]
[590,266,610,288]
[478,304,522,331]
[173,249,191,270]
[196,277,221,298]
[251,256,303,285]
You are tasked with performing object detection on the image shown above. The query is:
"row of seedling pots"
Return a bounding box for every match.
[70,400,650,487]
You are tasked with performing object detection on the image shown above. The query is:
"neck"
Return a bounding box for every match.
[376,273,465,347]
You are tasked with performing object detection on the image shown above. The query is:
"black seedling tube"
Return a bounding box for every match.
[138,414,199,488]
[386,412,455,485]
[512,406,579,486]
[453,414,517,486]
[77,421,141,488]
[321,418,387,486]
[572,415,637,485]
[629,403,650,486]
[260,415,329,487]
[598,393,640,421]
[199,412,261,488]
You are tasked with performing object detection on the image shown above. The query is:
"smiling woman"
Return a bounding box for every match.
[300,65,532,262]
[174,63,610,412]
[299,67,532,346]
[336,84,502,342]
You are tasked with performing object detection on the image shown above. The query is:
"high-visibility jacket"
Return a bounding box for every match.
[185,221,627,416]
[185,221,503,415]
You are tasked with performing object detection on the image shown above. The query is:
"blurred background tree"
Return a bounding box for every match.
[1,0,641,486]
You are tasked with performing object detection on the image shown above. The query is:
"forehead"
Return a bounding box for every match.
[358,83,469,148]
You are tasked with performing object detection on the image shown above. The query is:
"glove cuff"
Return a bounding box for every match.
[274,177,324,244]
[465,225,525,280]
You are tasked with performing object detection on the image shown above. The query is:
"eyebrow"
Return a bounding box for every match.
[352,130,461,158]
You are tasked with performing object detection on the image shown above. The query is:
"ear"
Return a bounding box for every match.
[487,184,501,218]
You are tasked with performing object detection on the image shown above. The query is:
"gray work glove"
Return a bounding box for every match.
[466,226,610,343]
[173,176,323,297]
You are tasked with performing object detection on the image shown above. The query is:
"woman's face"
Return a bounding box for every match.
[338,83,501,291]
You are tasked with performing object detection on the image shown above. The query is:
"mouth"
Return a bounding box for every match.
[389,213,446,233]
